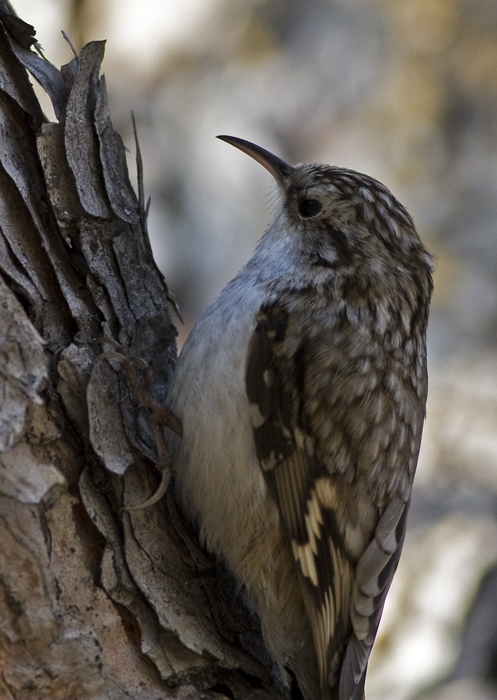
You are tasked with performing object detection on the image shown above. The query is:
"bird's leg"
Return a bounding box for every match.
[96,337,182,510]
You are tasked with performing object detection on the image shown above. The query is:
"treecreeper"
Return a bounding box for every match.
[166,136,434,700]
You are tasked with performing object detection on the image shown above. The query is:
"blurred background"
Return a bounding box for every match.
[14,0,497,697]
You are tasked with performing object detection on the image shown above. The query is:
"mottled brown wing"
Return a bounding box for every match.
[339,495,408,700]
[246,303,409,700]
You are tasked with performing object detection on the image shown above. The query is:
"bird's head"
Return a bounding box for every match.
[217,135,434,279]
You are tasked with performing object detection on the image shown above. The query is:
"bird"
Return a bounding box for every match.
[165,135,434,700]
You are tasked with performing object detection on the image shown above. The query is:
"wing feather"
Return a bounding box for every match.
[246,303,412,700]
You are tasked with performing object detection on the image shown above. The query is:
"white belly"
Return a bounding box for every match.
[166,277,279,576]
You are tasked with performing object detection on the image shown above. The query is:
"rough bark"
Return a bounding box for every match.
[0,5,282,699]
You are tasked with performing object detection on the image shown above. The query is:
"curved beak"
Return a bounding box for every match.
[217,135,292,184]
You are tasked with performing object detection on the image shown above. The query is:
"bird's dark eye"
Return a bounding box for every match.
[298,198,322,218]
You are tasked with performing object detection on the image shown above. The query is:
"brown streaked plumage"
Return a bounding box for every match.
[166,136,434,700]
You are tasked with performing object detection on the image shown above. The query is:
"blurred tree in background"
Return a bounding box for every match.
[4,0,497,698]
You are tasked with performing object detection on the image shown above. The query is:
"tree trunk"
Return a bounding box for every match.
[0,5,282,699]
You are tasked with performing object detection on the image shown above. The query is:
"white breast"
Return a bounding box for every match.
[166,218,311,572]
[166,252,278,570]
